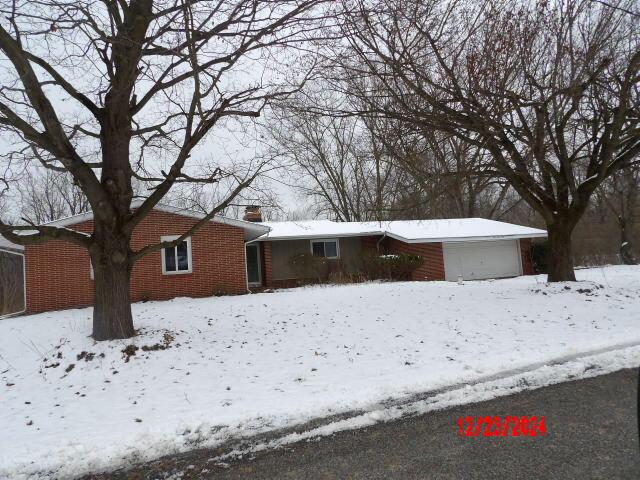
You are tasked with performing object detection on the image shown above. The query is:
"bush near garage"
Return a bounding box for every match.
[531,240,549,274]
[289,252,339,282]
[358,253,424,281]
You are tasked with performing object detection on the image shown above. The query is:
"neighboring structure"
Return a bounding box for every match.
[0,204,546,316]
[0,247,25,316]
[247,217,547,288]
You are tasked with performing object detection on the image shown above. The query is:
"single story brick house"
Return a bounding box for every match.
[0,204,546,315]
[248,215,546,289]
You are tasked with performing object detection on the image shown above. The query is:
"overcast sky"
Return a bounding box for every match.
[0,8,316,223]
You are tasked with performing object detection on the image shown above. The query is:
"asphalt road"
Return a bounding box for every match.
[88,368,640,480]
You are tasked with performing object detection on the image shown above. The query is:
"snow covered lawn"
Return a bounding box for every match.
[2,266,640,479]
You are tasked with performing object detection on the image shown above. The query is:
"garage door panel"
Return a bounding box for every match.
[443,240,521,281]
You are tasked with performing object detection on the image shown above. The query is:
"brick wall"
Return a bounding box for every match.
[361,235,383,252]
[520,238,534,275]
[25,210,248,314]
[385,237,446,281]
[262,241,273,288]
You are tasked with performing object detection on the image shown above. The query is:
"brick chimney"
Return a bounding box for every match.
[243,205,263,222]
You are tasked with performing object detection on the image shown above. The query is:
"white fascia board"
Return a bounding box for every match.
[386,231,548,244]
[41,210,95,228]
[254,231,384,242]
[256,230,547,243]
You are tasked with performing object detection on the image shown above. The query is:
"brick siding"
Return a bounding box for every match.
[24,209,248,314]
[385,237,446,281]
[520,238,534,275]
[261,241,273,288]
[361,235,382,252]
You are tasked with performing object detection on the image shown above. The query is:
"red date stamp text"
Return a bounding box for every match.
[457,416,547,437]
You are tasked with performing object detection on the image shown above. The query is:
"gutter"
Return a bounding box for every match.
[0,248,27,319]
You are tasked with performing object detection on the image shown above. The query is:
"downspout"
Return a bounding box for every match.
[376,232,387,255]
[243,240,252,294]
[0,248,27,319]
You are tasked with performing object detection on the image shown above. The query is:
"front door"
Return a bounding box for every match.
[246,243,262,287]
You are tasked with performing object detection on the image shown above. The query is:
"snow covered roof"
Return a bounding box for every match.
[378,218,547,243]
[256,218,547,243]
[258,220,384,240]
[0,200,270,247]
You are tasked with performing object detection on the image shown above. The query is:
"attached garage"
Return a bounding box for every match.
[443,240,522,281]
[257,217,546,286]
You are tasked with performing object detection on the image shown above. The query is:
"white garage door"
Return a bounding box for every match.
[443,240,521,281]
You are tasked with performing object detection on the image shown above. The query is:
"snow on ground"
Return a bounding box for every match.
[213,343,640,464]
[1,266,640,479]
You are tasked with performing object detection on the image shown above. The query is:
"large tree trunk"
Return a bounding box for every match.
[619,169,638,265]
[619,216,638,265]
[91,241,134,341]
[93,86,136,341]
[546,222,577,282]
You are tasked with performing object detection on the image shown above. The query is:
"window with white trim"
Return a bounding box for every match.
[310,238,339,259]
[161,236,193,274]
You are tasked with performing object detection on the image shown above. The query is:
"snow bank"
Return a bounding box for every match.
[214,343,640,462]
[1,265,639,479]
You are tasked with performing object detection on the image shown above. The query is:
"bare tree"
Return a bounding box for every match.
[268,101,401,221]
[599,165,639,263]
[0,0,330,339]
[167,166,284,218]
[334,0,640,281]
[18,170,90,224]
[269,87,511,222]
[373,120,514,219]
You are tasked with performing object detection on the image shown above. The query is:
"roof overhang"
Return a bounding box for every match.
[253,228,547,244]
[1,200,271,243]
[385,231,548,244]
[0,243,24,253]
[253,231,383,242]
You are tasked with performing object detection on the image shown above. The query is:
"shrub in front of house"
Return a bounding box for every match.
[288,252,423,285]
[357,253,424,281]
[212,282,237,296]
[289,252,336,282]
[328,271,367,285]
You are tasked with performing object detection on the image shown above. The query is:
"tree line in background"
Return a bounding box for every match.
[269,0,640,281]
[0,0,637,339]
